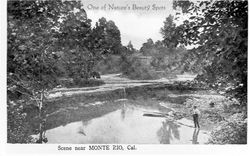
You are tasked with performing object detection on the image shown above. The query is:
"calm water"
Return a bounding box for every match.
[44,100,209,144]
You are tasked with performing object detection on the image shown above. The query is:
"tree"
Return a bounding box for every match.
[140,38,155,55]
[7,0,96,143]
[91,17,122,56]
[160,15,184,48]
[7,0,66,143]
[126,41,135,52]
[57,1,93,81]
[105,20,122,55]
[7,0,125,143]
[171,0,247,105]
[170,0,247,144]
[138,39,187,73]
[63,16,122,81]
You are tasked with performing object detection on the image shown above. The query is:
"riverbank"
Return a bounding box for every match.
[27,73,233,144]
[157,91,231,131]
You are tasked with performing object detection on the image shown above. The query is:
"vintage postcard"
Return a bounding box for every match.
[2,0,249,155]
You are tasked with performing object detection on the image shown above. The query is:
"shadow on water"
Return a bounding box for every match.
[42,101,209,144]
[125,86,202,106]
[121,103,127,121]
[157,119,180,144]
[44,98,172,131]
[45,102,123,130]
[44,104,165,143]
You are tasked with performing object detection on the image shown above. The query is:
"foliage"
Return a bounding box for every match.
[7,0,122,143]
[162,1,248,144]
[7,100,32,143]
[95,55,121,74]
[140,39,188,74]
[140,39,154,56]
[7,0,66,143]
[8,0,61,93]
[120,38,189,79]
[92,17,122,55]
[118,42,157,80]
[127,60,159,80]
[57,1,93,81]
[126,41,136,52]
[160,15,184,48]
[61,15,122,81]
[209,113,247,144]
[121,54,159,80]
[170,0,247,106]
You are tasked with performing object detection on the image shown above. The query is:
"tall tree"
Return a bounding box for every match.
[140,38,155,55]
[126,41,135,52]
[91,17,122,56]
[169,0,247,105]
[58,1,93,81]
[7,0,97,143]
[169,0,247,144]
[7,0,65,143]
[160,15,184,48]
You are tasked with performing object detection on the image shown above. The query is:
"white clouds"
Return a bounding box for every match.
[87,10,168,49]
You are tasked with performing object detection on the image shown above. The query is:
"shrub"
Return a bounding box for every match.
[7,100,32,143]
[121,55,159,80]
[95,55,121,74]
[209,113,247,144]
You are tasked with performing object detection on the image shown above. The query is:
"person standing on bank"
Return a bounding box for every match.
[192,106,200,129]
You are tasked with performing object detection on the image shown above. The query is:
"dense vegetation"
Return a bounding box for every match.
[7,0,122,143]
[110,39,189,80]
[165,0,247,144]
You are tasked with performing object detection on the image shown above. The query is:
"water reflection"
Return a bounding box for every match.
[78,127,86,136]
[192,128,200,144]
[121,103,127,121]
[44,101,209,144]
[157,119,180,144]
[77,121,90,136]
[62,110,71,126]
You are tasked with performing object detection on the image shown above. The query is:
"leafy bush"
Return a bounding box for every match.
[209,113,247,144]
[126,65,159,80]
[121,55,159,80]
[7,100,32,143]
[95,55,121,74]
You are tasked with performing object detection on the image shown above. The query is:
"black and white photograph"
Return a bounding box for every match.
[2,0,249,154]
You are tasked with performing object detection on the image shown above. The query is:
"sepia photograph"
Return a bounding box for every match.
[5,0,248,150]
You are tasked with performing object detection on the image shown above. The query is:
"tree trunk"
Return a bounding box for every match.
[38,91,44,143]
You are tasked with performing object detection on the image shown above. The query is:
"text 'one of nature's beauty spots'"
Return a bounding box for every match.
[84,3,166,11]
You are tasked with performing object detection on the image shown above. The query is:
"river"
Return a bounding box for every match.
[38,73,210,144]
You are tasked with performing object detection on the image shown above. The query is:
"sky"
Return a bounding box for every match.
[82,0,175,49]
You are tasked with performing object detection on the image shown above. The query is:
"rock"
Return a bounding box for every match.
[167,111,185,120]
[209,102,215,108]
